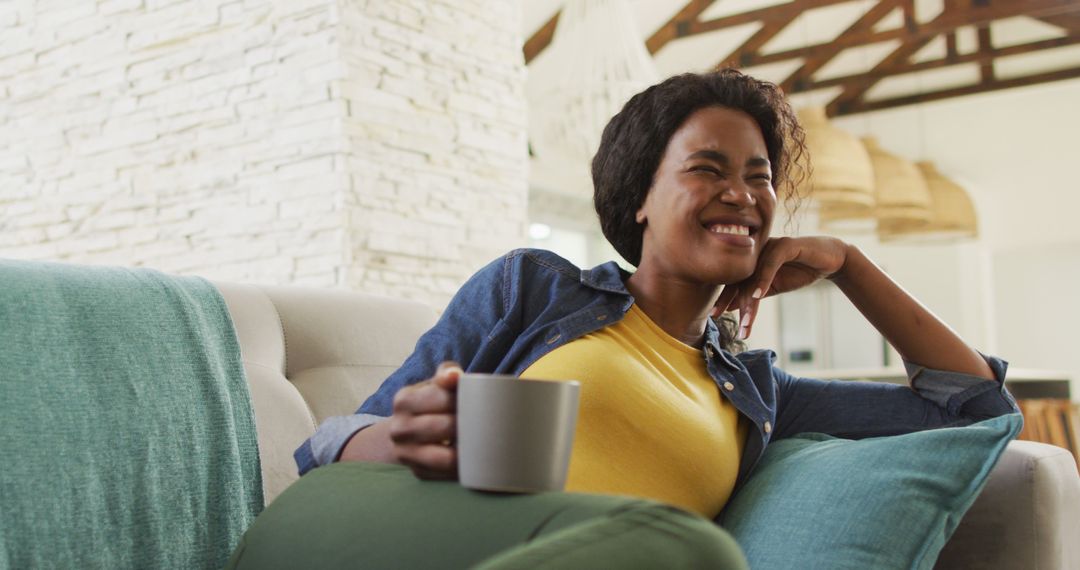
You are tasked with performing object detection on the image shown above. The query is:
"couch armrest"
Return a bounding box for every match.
[935,440,1080,569]
[215,281,437,505]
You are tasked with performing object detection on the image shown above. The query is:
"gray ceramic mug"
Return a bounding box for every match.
[456,374,580,493]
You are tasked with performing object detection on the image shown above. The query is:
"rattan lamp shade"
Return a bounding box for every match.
[878,161,978,242]
[797,107,875,216]
[818,201,877,233]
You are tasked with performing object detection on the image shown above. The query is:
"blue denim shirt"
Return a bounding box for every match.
[295,248,1019,491]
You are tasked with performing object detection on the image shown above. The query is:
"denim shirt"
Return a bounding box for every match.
[295,248,1019,492]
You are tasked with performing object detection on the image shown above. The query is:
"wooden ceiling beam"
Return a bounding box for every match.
[1037,12,1080,31]
[741,0,1080,68]
[524,0,1080,65]
[977,25,995,83]
[715,18,793,69]
[795,33,1080,91]
[682,0,854,45]
[645,0,721,54]
[825,32,938,115]
[779,0,903,92]
[826,0,1080,115]
[524,11,560,64]
[832,64,1080,115]
[945,31,959,59]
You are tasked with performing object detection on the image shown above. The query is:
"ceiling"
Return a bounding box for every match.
[522,0,1080,116]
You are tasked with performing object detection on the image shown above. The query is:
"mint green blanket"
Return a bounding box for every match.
[0,259,263,569]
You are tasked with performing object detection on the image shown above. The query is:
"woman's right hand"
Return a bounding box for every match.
[387,361,462,480]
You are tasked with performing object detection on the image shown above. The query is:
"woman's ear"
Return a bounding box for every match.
[635,208,646,224]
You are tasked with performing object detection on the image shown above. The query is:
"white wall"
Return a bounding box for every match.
[992,242,1080,396]
[0,0,528,308]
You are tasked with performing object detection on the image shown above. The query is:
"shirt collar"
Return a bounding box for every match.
[703,317,724,354]
[579,260,633,295]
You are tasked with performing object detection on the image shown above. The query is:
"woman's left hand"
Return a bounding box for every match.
[712,236,851,339]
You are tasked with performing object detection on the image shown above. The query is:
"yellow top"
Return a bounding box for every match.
[520,304,748,518]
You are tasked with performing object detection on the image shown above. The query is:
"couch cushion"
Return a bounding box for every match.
[215,282,436,504]
[261,286,437,424]
[719,414,1023,570]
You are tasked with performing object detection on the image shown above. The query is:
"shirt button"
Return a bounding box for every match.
[763,421,772,434]
[723,381,735,391]
[705,346,716,358]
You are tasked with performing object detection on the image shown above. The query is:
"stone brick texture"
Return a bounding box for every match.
[0,0,528,308]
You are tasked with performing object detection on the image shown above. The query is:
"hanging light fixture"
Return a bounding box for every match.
[796,107,876,221]
[878,161,978,242]
[529,0,659,165]
[821,137,933,233]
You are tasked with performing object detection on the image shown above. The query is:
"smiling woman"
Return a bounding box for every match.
[624,107,780,346]
[228,69,1021,570]
[635,109,775,286]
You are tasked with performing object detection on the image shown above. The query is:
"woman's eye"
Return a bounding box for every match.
[690,166,721,175]
[749,175,772,184]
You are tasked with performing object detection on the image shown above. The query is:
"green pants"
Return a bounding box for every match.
[226,462,748,569]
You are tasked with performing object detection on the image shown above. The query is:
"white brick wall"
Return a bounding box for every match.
[0,0,528,307]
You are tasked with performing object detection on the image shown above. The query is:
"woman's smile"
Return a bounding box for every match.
[701,215,760,248]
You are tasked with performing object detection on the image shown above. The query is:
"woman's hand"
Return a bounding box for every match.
[712,236,851,339]
[387,361,462,480]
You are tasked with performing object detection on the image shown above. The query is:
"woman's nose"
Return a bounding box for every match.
[719,180,756,207]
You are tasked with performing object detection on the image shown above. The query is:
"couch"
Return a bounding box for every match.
[218,281,1079,569]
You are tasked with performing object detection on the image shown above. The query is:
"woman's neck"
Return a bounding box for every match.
[624,270,722,348]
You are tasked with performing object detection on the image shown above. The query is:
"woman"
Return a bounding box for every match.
[242,70,1017,569]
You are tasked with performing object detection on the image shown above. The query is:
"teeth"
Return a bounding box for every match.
[708,224,750,236]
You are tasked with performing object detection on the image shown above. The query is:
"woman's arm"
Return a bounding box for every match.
[295,252,513,477]
[339,363,462,480]
[719,236,993,380]
[828,245,994,380]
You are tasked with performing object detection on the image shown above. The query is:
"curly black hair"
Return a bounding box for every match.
[591,68,809,351]
[592,68,807,267]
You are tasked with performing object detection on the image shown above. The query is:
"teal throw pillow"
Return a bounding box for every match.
[719,414,1023,570]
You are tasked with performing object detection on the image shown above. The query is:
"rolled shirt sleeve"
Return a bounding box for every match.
[770,351,1020,441]
[294,413,386,476]
[906,353,1019,419]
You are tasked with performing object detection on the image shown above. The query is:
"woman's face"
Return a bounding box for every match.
[635,106,776,286]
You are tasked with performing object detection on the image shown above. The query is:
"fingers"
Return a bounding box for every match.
[738,298,761,340]
[390,361,463,480]
[733,239,795,340]
[748,237,791,300]
[393,377,459,416]
[712,284,739,318]
[389,413,456,444]
[432,361,463,391]
[395,443,458,480]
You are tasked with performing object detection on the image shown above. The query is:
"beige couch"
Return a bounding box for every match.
[216,282,1080,570]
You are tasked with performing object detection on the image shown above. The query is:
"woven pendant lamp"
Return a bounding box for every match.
[818,201,876,233]
[878,161,978,242]
[818,137,932,234]
[868,137,932,225]
[797,107,875,219]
